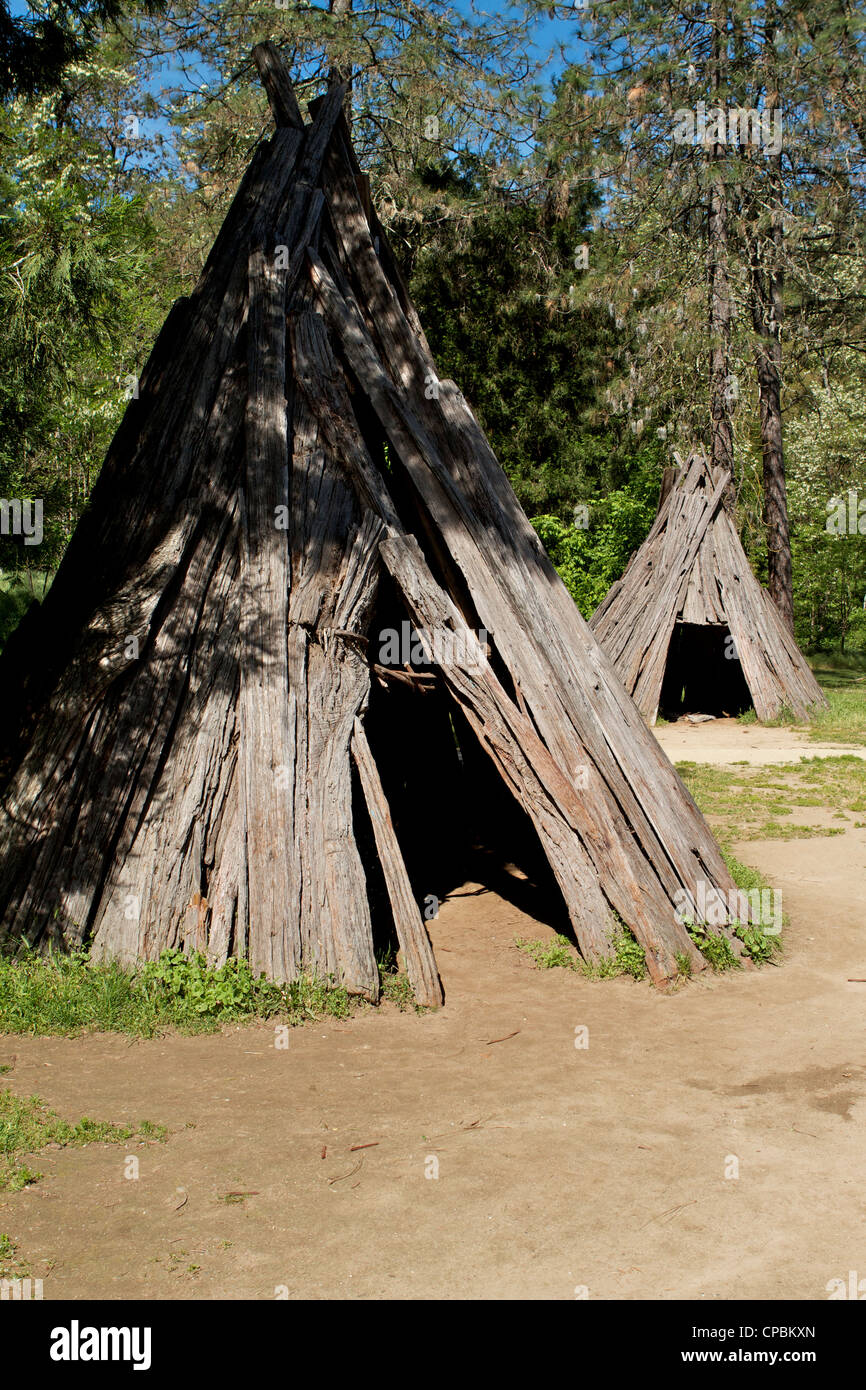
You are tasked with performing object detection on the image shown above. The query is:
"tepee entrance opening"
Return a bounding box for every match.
[658,622,753,719]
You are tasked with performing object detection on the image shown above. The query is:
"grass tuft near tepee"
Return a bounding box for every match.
[0,945,418,1039]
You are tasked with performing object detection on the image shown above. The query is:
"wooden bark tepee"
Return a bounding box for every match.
[0,49,754,997]
[591,452,827,726]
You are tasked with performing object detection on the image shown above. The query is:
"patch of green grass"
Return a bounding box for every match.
[677,852,785,972]
[0,946,364,1038]
[737,702,799,729]
[724,850,768,898]
[611,931,647,981]
[378,970,416,1010]
[755,823,841,839]
[0,1232,29,1279]
[807,651,866,746]
[675,952,692,978]
[376,950,430,1013]
[0,940,438,1038]
[514,934,579,971]
[722,851,785,965]
[0,1088,165,1192]
[677,756,866,847]
[137,1119,165,1141]
[515,925,648,982]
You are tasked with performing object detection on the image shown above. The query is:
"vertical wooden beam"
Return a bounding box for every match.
[241,247,295,980]
[351,717,443,1007]
[253,42,305,130]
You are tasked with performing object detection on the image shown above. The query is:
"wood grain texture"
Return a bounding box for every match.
[241,246,294,980]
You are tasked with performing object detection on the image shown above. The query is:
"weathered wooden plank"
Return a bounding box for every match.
[0,349,249,952]
[253,42,304,129]
[285,390,382,997]
[91,515,242,965]
[351,717,443,1007]
[240,247,295,981]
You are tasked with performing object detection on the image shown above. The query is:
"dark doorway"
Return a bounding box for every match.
[361,662,573,955]
[659,622,752,719]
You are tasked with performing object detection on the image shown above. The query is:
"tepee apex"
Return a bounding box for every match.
[0,47,752,995]
[591,452,827,726]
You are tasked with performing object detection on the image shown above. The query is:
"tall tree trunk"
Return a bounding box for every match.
[751,246,793,630]
[708,3,735,484]
[749,23,794,631]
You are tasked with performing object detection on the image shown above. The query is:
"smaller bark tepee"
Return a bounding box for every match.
[590,452,827,725]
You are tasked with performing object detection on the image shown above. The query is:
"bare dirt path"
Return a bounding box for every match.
[655,715,866,765]
[1,721,864,1301]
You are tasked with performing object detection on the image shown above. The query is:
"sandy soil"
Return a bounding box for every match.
[655,715,866,765]
[1,722,864,1301]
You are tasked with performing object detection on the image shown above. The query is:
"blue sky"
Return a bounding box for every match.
[8,0,594,155]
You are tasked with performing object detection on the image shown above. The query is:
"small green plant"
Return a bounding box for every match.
[515,927,647,981]
[675,952,692,978]
[612,931,647,980]
[0,1232,28,1279]
[379,970,415,1010]
[676,851,783,973]
[723,851,785,963]
[376,949,427,1012]
[515,934,578,970]
[579,955,621,980]
[137,1119,167,1140]
[136,950,281,1017]
[732,923,780,965]
[683,919,740,972]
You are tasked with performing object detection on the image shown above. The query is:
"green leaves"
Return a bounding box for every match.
[136,950,279,1017]
[0,944,356,1035]
[530,466,659,617]
[0,83,162,578]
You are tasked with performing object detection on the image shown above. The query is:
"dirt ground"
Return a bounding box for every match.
[2,720,865,1301]
[654,715,866,765]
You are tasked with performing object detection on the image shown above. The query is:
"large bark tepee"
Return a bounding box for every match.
[590,452,827,726]
[0,49,753,997]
